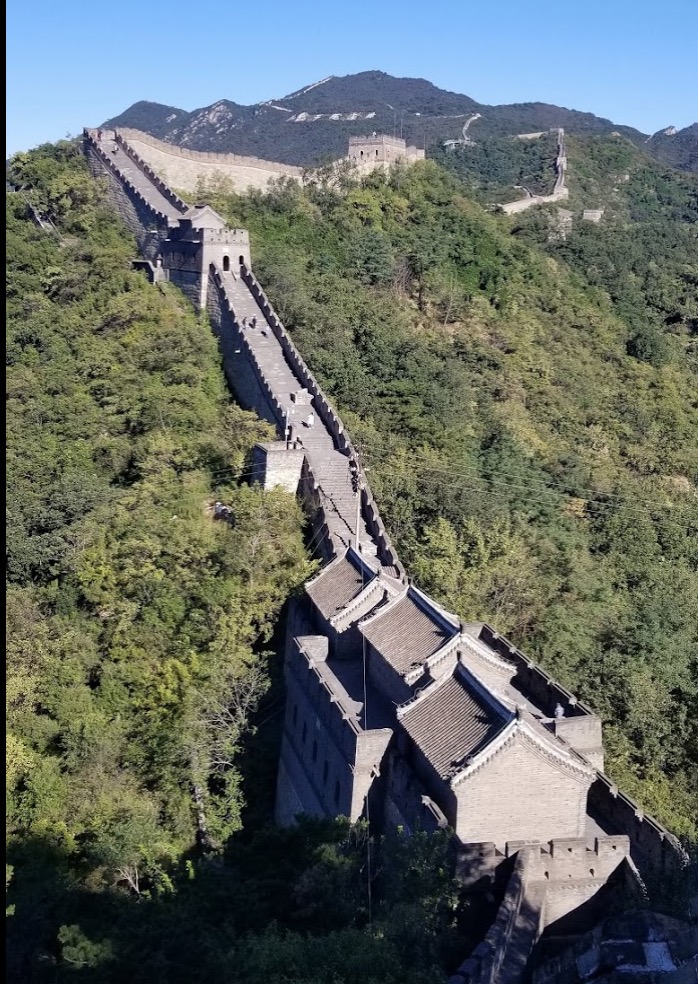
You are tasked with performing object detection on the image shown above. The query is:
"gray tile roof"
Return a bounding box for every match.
[306,554,375,619]
[360,591,458,675]
[400,670,510,778]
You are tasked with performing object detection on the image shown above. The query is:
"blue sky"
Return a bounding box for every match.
[6,0,698,157]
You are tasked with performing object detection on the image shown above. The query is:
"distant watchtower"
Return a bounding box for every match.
[347,135,425,170]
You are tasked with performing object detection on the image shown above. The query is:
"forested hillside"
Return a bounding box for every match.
[196,155,698,845]
[6,144,473,984]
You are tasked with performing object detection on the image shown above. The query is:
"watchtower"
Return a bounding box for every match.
[161,204,251,309]
[347,135,425,168]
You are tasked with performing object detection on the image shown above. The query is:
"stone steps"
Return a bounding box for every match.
[218,272,378,560]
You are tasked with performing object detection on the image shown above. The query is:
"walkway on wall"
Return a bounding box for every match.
[88,124,387,569]
[220,271,380,564]
[86,129,185,224]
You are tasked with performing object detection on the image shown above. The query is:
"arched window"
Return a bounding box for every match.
[301,723,307,745]
[334,780,340,805]
[223,255,230,272]
[312,740,317,763]
[323,761,329,784]
[292,704,297,727]
[239,254,245,265]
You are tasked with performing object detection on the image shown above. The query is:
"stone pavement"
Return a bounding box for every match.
[221,272,379,564]
[88,129,184,224]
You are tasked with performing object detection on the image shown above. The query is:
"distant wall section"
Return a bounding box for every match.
[116,128,303,194]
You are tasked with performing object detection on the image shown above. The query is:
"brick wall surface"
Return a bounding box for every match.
[206,274,279,424]
[85,144,167,258]
[282,662,357,820]
[457,742,590,847]
[117,128,302,194]
[253,442,305,493]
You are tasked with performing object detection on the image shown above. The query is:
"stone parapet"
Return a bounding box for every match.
[116,127,304,175]
[450,846,544,984]
[113,130,189,213]
[115,127,302,194]
[240,264,405,578]
[84,130,175,228]
[588,774,688,875]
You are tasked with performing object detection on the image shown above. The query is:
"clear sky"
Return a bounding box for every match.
[6,0,698,157]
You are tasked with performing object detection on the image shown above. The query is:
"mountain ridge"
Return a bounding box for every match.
[103,70,698,171]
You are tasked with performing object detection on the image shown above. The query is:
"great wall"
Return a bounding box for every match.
[112,127,424,194]
[82,128,696,982]
[499,128,569,215]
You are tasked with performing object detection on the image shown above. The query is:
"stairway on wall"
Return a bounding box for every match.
[220,272,379,565]
[90,123,383,568]
[97,127,381,567]
[87,129,184,224]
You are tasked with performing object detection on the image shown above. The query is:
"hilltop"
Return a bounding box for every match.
[103,70,698,171]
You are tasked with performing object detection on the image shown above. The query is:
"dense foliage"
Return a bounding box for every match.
[197,152,698,844]
[511,137,698,371]
[6,144,469,983]
[431,130,559,203]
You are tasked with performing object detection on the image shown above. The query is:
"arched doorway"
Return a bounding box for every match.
[239,255,245,265]
[223,255,230,272]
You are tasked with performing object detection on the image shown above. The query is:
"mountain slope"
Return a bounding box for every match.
[103,70,697,170]
[646,123,698,173]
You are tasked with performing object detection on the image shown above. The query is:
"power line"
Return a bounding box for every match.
[204,432,696,551]
[208,443,694,518]
[208,456,697,536]
[379,468,698,534]
[356,440,695,512]
[214,458,693,526]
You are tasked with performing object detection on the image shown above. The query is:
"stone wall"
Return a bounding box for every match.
[252,442,305,493]
[480,625,598,721]
[450,846,544,984]
[588,774,688,875]
[84,135,170,258]
[240,264,405,577]
[348,135,425,164]
[165,238,205,308]
[500,190,569,215]
[473,630,685,876]
[454,741,590,848]
[205,269,282,426]
[278,659,356,822]
[116,128,303,194]
[450,837,634,984]
[113,130,189,213]
[533,914,698,984]
[551,716,604,771]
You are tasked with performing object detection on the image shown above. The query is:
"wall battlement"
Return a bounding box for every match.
[117,127,304,175]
